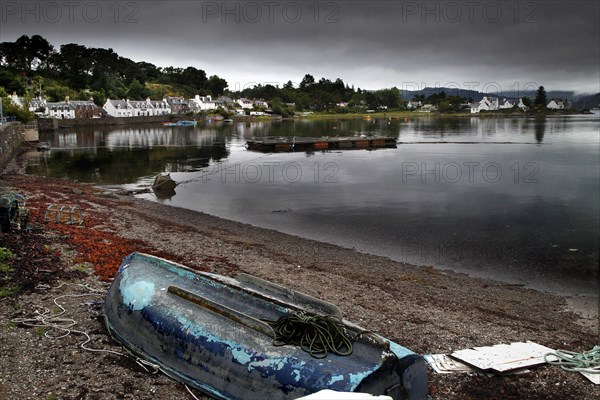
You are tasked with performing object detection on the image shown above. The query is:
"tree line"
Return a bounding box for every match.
[0,35,228,106]
[1,35,479,117]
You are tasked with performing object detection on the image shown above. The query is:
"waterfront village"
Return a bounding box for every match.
[5,91,572,121]
[8,93,271,120]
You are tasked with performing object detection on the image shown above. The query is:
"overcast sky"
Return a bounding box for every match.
[1,0,599,95]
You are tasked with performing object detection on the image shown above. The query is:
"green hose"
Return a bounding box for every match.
[545,346,600,373]
[267,312,362,359]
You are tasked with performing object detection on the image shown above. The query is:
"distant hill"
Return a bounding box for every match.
[400,87,599,108]
[400,87,523,102]
[400,87,484,101]
[572,93,600,109]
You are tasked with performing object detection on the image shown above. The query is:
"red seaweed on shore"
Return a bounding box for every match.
[1,174,200,283]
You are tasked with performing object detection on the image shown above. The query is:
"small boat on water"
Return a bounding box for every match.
[103,253,428,400]
[176,120,197,126]
[36,142,51,151]
[163,122,178,127]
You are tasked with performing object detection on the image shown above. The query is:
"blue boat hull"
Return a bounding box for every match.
[103,253,428,399]
[176,120,197,126]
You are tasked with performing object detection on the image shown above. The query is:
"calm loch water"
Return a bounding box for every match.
[26,113,600,295]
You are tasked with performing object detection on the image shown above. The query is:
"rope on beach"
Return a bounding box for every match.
[266,312,363,359]
[10,282,160,374]
[11,282,205,399]
[544,346,600,373]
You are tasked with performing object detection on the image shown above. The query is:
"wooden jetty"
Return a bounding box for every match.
[246,136,397,152]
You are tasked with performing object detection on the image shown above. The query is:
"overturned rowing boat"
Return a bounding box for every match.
[103,253,428,399]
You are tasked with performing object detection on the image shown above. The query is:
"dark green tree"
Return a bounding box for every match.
[206,75,228,96]
[0,41,22,68]
[299,74,315,90]
[127,79,146,99]
[534,86,547,107]
[1,96,34,122]
[50,43,93,90]
[45,85,71,102]
[26,35,54,71]
[0,68,27,94]
[376,87,401,109]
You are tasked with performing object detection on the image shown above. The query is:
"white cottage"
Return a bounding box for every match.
[470,96,500,113]
[29,97,47,115]
[237,98,254,109]
[407,100,422,109]
[517,99,529,111]
[253,99,269,109]
[128,99,153,117]
[191,95,217,111]
[547,99,567,110]
[46,102,76,119]
[419,104,437,113]
[149,99,171,115]
[499,99,515,109]
[103,99,133,117]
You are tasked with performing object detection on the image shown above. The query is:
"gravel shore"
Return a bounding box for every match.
[1,171,598,400]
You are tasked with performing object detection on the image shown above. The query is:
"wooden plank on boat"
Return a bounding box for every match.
[236,273,343,318]
[168,285,275,338]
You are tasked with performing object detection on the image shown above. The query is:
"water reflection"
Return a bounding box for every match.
[26,125,230,184]
[534,117,546,143]
[24,115,600,295]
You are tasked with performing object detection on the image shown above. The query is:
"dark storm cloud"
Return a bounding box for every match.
[1,0,598,93]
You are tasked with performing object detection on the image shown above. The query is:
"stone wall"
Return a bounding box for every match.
[0,122,23,173]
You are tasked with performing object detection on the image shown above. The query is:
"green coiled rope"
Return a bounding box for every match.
[544,346,600,373]
[267,312,362,359]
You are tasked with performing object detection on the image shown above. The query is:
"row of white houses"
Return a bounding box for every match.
[10,93,270,119]
[470,96,570,114]
[406,95,570,114]
[103,98,171,117]
[470,96,528,113]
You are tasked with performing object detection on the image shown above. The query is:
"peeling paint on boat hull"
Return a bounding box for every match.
[103,252,428,399]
